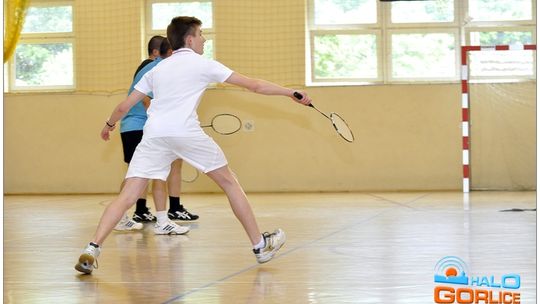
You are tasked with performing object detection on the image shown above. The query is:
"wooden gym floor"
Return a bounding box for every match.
[3,191,536,303]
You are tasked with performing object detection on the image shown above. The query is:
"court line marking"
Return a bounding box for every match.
[366,193,430,210]
[162,193,431,303]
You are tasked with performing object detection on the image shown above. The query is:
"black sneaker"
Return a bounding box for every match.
[168,208,199,221]
[132,208,156,222]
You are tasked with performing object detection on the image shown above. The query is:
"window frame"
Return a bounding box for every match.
[144,0,215,60]
[306,0,537,86]
[464,26,537,81]
[6,0,75,92]
[464,0,537,26]
[308,0,381,30]
[383,0,459,28]
[309,29,383,84]
[465,26,537,45]
[386,28,460,83]
[463,0,537,82]
[306,0,383,85]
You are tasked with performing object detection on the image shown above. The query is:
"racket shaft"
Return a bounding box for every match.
[294,91,352,142]
[293,92,331,119]
[311,105,331,120]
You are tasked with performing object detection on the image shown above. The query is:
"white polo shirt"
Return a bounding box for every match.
[134,48,233,138]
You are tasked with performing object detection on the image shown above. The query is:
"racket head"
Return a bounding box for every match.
[209,113,242,135]
[181,165,200,183]
[330,112,354,143]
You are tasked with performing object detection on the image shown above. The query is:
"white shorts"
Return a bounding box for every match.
[126,135,228,181]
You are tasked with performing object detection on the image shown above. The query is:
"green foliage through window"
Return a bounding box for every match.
[314,34,377,79]
[468,0,532,21]
[23,6,72,33]
[392,33,456,78]
[314,0,376,25]
[391,0,453,23]
[15,43,73,86]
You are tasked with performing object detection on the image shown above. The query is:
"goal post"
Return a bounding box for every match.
[460,44,537,193]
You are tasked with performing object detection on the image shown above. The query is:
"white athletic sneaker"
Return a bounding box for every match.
[253,229,286,264]
[75,243,101,274]
[114,214,144,231]
[154,220,190,235]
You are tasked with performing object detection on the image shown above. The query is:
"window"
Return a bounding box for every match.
[146,0,214,59]
[312,32,380,82]
[313,0,377,25]
[308,0,381,83]
[468,29,535,78]
[465,0,536,80]
[386,0,459,83]
[7,2,74,91]
[307,0,535,85]
[389,31,457,80]
[468,0,533,22]
[390,0,454,24]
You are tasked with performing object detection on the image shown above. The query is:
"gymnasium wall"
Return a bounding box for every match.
[3,0,535,193]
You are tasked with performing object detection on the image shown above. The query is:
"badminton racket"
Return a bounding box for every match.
[182,114,241,183]
[201,113,242,135]
[294,92,355,143]
[181,165,200,183]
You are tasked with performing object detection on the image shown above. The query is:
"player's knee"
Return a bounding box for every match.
[214,172,238,189]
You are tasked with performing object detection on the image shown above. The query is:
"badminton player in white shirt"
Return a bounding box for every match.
[75,16,311,274]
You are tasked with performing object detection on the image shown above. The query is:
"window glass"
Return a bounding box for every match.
[391,33,456,78]
[313,34,378,79]
[203,39,213,59]
[469,31,534,77]
[468,0,533,22]
[10,4,74,90]
[391,0,453,23]
[22,6,72,33]
[152,2,212,30]
[314,0,377,25]
[15,43,73,87]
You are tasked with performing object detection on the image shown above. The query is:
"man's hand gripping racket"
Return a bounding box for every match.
[293,92,355,143]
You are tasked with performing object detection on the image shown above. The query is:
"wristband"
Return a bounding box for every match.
[105,121,115,128]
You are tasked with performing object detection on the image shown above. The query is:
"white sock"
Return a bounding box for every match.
[156,211,169,225]
[253,235,265,250]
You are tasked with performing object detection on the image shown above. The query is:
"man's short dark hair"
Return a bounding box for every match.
[148,35,165,56]
[159,38,172,57]
[166,16,202,50]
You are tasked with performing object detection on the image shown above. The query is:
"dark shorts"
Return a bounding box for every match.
[121,130,144,163]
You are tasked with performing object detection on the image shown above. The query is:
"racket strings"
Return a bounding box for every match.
[309,103,355,143]
[202,114,242,135]
[330,113,354,142]
[181,169,199,183]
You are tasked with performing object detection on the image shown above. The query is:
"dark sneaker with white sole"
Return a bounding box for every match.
[168,208,199,221]
[132,208,156,222]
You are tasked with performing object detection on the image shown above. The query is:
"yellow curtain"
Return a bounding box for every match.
[4,0,30,63]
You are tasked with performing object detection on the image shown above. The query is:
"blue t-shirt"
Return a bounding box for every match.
[120,57,163,133]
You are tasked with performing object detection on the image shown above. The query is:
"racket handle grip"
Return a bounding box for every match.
[293,92,314,107]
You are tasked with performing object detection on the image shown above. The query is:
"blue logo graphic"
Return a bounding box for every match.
[434,256,469,285]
